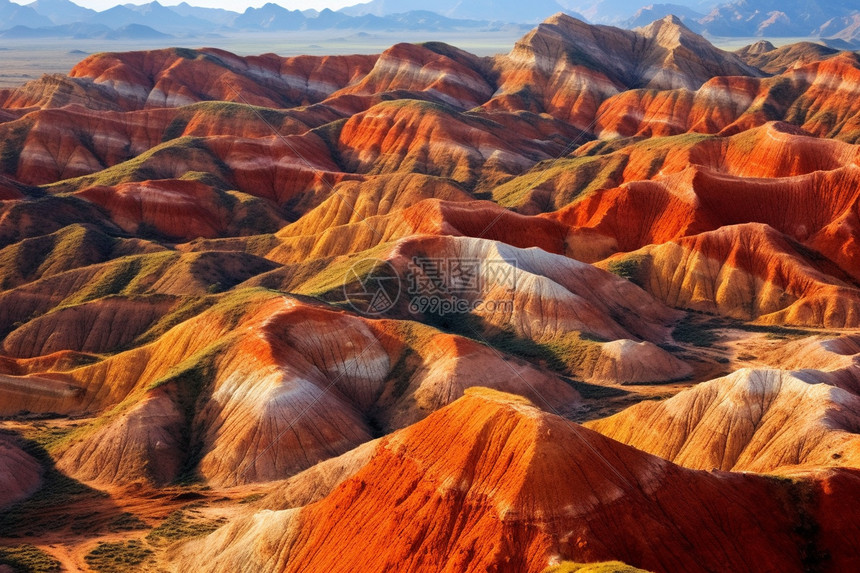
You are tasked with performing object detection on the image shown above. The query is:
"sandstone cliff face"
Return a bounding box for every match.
[172,390,860,573]
[0,434,43,510]
[736,41,839,74]
[594,53,860,141]
[487,14,760,126]
[602,223,860,327]
[48,293,581,486]
[588,369,860,472]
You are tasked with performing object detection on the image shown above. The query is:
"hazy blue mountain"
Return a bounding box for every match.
[699,0,858,36]
[103,22,172,39]
[563,0,718,23]
[169,2,239,26]
[233,4,486,32]
[0,20,171,39]
[376,10,487,29]
[625,3,705,31]
[9,0,860,39]
[342,0,575,23]
[0,0,52,30]
[303,7,354,28]
[89,1,212,33]
[822,37,858,49]
[817,12,860,43]
[232,3,307,30]
[26,0,95,25]
[0,22,110,37]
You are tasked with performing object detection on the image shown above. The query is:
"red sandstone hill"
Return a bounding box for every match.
[735,41,840,74]
[594,53,860,141]
[171,390,860,573]
[1,12,860,572]
[587,369,860,473]
[0,433,42,510]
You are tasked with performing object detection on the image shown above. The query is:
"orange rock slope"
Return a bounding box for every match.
[173,390,860,573]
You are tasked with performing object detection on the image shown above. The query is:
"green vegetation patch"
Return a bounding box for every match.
[131,295,215,346]
[161,116,189,142]
[420,41,470,63]
[491,154,628,210]
[483,327,605,375]
[238,493,266,504]
[187,100,287,125]
[606,254,648,285]
[564,378,630,400]
[107,512,148,533]
[564,45,604,70]
[0,224,118,289]
[671,314,722,348]
[47,137,226,193]
[0,544,62,573]
[0,119,33,176]
[145,508,224,545]
[388,345,419,399]
[292,242,393,303]
[84,540,153,573]
[311,117,348,165]
[673,312,827,347]
[57,251,179,307]
[17,422,79,452]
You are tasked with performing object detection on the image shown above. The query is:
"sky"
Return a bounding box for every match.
[49,0,360,12]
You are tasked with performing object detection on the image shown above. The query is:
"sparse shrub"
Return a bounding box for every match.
[0,544,61,572]
[672,316,721,347]
[84,540,153,572]
[238,493,266,504]
[162,117,189,142]
[107,512,148,533]
[607,256,648,285]
[0,122,32,175]
[145,508,224,544]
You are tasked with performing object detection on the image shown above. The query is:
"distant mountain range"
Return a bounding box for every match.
[0,0,857,44]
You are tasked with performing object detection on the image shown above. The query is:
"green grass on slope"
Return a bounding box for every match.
[57,251,180,307]
[0,224,116,289]
[52,287,278,441]
[420,312,605,378]
[145,507,225,545]
[162,101,298,143]
[288,242,393,302]
[485,328,605,375]
[45,137,229,194]
[491,155,628,210]
[84,540,153,573]
[492,131,710,212]
[130,295,216,346]
[604,254,648,287]
[0,118,33,176]
[374,98,505,132]
[0,544,62,573]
